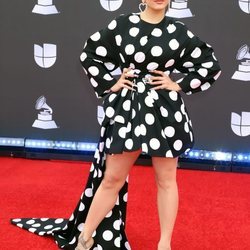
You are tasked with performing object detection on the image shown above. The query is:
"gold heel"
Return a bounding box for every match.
[76,233,94,250]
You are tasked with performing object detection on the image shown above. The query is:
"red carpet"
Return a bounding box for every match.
[0,157,250,250]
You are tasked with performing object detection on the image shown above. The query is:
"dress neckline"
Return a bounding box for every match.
[135,12,167,26]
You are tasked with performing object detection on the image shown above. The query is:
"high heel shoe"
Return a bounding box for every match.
[76,233,94,250]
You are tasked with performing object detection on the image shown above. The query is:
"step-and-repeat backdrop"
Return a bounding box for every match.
[0,0,249,152]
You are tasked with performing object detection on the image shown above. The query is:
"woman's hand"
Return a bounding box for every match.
[149,70,181,92]
[110,68,137,93]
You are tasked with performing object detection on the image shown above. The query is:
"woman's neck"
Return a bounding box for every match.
[140,8,166,24]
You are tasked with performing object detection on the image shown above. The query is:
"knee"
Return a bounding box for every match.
[101,173,125,191]
[155,177,177,190]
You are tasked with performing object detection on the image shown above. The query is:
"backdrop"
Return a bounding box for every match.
[0,0,249,153]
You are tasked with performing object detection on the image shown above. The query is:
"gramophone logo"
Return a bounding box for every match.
[34,43,57,68]
[32,96,59,129]
[166,0,193,18]
[232,44,250,81]
[238,0,250,14]
[32,0,59,15]
[99,0,123,11]
[231,112,250,137]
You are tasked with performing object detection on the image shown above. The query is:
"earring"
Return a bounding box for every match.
[139,2,147,12]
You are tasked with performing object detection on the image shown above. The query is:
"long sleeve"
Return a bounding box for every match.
[80,18,121,98]
[174,23,222,95]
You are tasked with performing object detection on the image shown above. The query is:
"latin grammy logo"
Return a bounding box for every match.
[99,0,123,12]
[32,0,59,15]
[32,96,59,129]
[34,43,57,68]
[232,44,250,81]
[231,112,250,137]
[166,0,193,19]
[238,0,250,14]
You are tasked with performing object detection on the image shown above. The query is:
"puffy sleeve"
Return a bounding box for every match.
[174,22,222,95]
[80,17,121,98]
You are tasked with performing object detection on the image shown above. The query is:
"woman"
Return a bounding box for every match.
[11,0,221,249]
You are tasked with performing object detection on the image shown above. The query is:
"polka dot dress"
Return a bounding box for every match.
[10,13,221,249]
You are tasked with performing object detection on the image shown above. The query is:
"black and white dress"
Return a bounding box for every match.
[10,13,221,249]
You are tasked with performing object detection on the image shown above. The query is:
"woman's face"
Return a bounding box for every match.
[143,0,169,11]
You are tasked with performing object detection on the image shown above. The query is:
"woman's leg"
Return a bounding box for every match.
[152,156,179,250]
[81,149,141,242]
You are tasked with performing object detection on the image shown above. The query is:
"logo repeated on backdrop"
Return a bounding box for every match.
[238,0,250,14]
[34,43,57,68]
[32,96,59,129]
[99,0,123,12]
[231,112,250,137]
[166,0,194,18]
[232,44,250,81]
[32,0,60,15]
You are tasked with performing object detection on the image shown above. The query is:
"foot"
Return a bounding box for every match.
[158,243,171,250]
[76,233,94,250]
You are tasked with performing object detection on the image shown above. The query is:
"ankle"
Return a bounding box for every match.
[158,241,171,250]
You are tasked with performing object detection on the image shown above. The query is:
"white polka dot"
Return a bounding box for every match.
[167,24,176,33]
[32,223,41,227]
[174,140,183,151]
[77,223,84,232]
[26,220,35,225]
[123,100,131,111]
[214,70,221,80]
[145,113,155,125]
[109,93,117,102]
[132,108,136,119]
[108,20,117,30]
[115,35,122,46]
[119,53,125,63]
[121,87,128,97]
[69,236,77,244]
[166,150,173,158]
[165,59,175,68]
[190,131,193,142]
[125,44,135,55]
[88,66,99,76]
[140,36,148,46]
[118,127,127,138]
[123,192,128,202]
[169,91,178,101]
[90,78,98,87]
[184,122,190,133]
[38,232,46,236]
[150,138,160,150]
[80,52,87,62]
[55,218,64,224]
[114,115,125,123]
[28,228,37,233]
[161,129,166,139]
[160,106,168,117]
[164,126,175,138]
[190,79,201,89]
[183,61,194,68]
[96,46,107,57]
[125,139,133,150]
[147,62,159,71]
[142,143,148,153]
[129,15,140,23]
[169,39,179,50]
[191,47,202,58]
[180,104,186,114]
[104,62,116,70]
[150,89,159,100]
[187,30,194,38]
[129,27,139,37]
[137,81,145,93]
[114,237,121,247]
[113,220,121,230]
[134,126,141,137]
[125,241,131,250]
[16,223,23,228]
[140,124,147,136]
[105,107,115,118]
[202,62,213,68]
[79,202,85,211]
[145,96,154,107]
[134,52,145,63]
[90,32,101,41]
[105,211,112,218]
[198,68,208,77]
[85,188,93,197]
[12,219,21,222]
[44,225,53,230]
[151,46,163,57]
[180,48,185,57]
[151,28,162,37]
[69,214,74,221]
[103,74,113,81]
[175,111,182,122]
[201,82,211,91]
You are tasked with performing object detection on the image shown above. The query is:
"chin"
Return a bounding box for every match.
[150,1,169,11]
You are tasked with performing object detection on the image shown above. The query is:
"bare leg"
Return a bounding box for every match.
[81,149,141,242]
[152,156,179,250]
